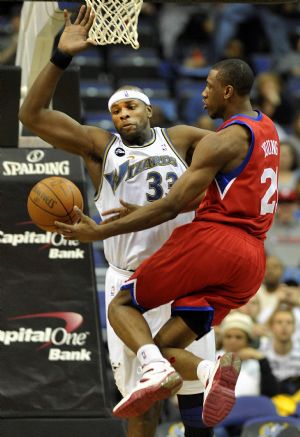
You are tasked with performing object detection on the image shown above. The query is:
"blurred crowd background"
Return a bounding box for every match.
[2,2,300,436]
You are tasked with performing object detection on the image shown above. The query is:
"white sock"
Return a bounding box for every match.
[197,359,215,387]
[137,344,164,367]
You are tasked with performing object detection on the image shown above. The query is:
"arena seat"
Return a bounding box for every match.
[241,416,300,437]
[218,396,279,428]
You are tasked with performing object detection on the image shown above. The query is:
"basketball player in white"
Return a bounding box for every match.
[19,6,215,437]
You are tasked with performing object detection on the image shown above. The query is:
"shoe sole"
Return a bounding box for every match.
[113,371,183,418]
[202,352,241,427]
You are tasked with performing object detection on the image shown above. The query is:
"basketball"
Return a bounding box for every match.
[27,176,84,232]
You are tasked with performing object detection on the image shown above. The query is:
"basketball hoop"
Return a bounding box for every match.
[84,0,298,49]
[85,0,143,49]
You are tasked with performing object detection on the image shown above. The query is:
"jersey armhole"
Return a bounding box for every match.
[218,121,255,180]
[94,135,117,201]
[161,128,189,169]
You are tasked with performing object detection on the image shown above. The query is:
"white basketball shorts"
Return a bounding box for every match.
[105,265,216,396]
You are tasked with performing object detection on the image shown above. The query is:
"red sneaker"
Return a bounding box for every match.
[113,361,183,418]
[202,352,241,427]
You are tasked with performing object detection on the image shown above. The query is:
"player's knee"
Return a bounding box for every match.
[174,310,213,340]
[107,288,132,322]
[177,394,214,437]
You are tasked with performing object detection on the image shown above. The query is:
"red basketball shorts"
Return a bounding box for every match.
[122,221,266,326]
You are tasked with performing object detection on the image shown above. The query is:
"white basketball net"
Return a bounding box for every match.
[85,0,143,49]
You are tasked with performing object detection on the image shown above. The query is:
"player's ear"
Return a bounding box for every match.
[224,85,234,100]
[146,105,152,119]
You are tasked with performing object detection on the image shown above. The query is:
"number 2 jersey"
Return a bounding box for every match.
[95,127,194,270]
[196,111,280,239]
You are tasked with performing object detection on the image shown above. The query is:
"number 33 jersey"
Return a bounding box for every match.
[196,111,280,240]
[95,127,194,270]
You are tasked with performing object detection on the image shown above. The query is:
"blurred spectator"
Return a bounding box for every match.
[259,279,300,325]
[213,4,291,67]
[295,175,300,219]
[278,140,300,201]
[260,305,300,395]
[256,255,285,323]
[0,5,21,65]
[252,72,296,127]
[292,112,300,143]
[222,38,250,66]
[214,312,279,437]
[158,4,214,62]
[288,112,300,161]
[219,312,278,397]
[275,32,300,79]
[239,295,270,345]
[265,198,300,268]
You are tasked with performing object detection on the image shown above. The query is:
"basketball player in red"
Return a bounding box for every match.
[55,60,280,425]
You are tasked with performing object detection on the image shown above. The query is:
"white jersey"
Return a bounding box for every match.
[95,127,194,270]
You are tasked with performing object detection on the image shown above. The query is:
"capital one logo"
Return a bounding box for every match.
[3,312,84,350]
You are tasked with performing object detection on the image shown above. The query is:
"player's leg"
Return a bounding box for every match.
[105,266,169,437]
[127,402,162,437]
[178,331,216,437]
[109,290,240,426]
[153,315,241,428]
[177,394,213,437]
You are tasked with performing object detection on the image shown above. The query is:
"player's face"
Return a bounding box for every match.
[202,69,226,119]
[111,99,151,142]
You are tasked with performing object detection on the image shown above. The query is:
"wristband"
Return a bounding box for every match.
[50,48,73,70]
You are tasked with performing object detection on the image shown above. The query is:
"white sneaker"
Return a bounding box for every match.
[113,360,183,418]
[202,352,241,427]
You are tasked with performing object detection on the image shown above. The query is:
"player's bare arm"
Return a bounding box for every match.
[167,125,214,159]
[19,6,111,182]
[55,124,247,242]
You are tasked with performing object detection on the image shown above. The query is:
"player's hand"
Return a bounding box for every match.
[55,206,101,242]
[101,199,141,224]
[58,5,95,56]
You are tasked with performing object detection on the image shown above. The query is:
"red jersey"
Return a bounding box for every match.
[195,111,280,240]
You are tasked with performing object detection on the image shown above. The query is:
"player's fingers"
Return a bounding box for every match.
[74,5,86,24]
[86,10,95,31]
[64,9,72,26]
[119,199,138,210]
[81,5,91,26]
[54,221,74,232]
[73,205,84,215]
[74,5,86,25]
[102,207,122,216]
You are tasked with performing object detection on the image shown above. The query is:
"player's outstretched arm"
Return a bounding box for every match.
[55,129,240,242]
[19,6,111,159]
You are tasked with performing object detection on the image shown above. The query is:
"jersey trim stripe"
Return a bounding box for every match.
[229,110,263,121]
[214,120,255,197]
[94,135,117,201]
[161,128,189,169]
[120,279,147,313]
[172,306,214,312]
